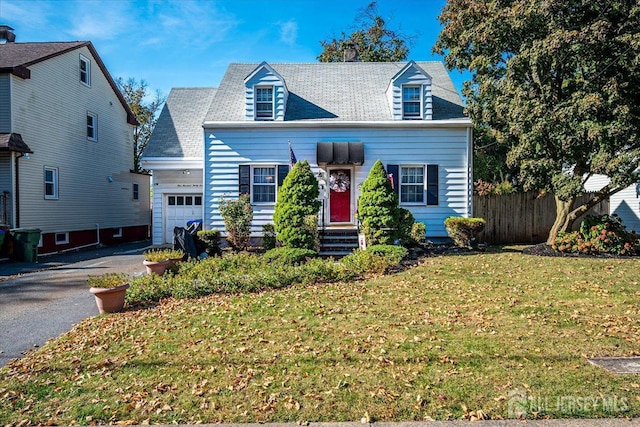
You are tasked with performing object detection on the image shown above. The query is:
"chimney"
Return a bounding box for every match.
[343,43,358,62]
[0,25,16,43]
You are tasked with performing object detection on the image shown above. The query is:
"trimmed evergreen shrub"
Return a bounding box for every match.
[444,217,486,248]
[263,247,317,265]
[262,223,277,251]
[367,244,408,264]
[396,207,415,245]
[218,194,253,251]
[357,160,399,245]
[196,229,221,256]
[273,160,321,250]
[411,222,427,244]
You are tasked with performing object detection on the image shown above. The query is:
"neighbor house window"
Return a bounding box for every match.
[402,85,421,119]
[400,166,424,204]
[255,86,274,119]
[113,227,122,238]
[87,112,97,141]
[44,167,59,200]
[55,232,69,245]
[79,54,91,87]
[133,183,139,200]
[252,166,276,203]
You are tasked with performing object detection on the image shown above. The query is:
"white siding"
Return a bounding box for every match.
[204,126,471,238]
[150,169,203,244]
[9,46,149,233]
[585,174,640,232]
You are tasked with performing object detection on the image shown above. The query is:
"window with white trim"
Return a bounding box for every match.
[80,54,91,87]
[400,166,424,204]
[44,167,59,200]
[55,232,69,245]
[113,228,123,238]
[402,85,421,119]
[87,112,97,141]
[255,86,274,119]
[252,166,276,203]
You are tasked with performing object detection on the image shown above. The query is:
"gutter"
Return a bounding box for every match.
[202,119,473,130]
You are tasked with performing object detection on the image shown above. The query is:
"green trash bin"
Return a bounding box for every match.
[12,228,41,262]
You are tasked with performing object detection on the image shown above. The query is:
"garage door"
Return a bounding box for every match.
[165,194,202,243]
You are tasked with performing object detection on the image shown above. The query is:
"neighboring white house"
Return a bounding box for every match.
[0,26,150,255]
[202,60,473,239]
[584,175,640,232]
[141,87,217,244]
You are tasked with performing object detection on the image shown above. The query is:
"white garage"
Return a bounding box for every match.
[164,194,202,243]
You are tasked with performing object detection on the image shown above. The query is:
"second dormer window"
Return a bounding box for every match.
[255,86,274,119]
[402,85,421,119]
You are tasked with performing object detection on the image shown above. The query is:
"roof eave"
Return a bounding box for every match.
[202,119,472,129]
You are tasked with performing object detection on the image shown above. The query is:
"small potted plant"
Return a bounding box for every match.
[88,272,130,314]
[143,248,184,275]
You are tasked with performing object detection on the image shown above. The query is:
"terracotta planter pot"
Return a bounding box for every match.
[143,259,170,275]
[89,283,130,314]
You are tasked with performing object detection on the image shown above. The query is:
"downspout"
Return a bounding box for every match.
[467,126,474,218]
[14,152,26,228]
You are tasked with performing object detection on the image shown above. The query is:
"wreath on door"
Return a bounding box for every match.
[329,171,350,192]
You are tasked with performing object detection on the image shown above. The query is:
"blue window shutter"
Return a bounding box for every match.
[277,165,290,187]
[427,164,439,205]
[239,165,250,196]
[387,164,399,196]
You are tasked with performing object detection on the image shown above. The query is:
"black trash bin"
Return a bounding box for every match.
[12,228,41,262]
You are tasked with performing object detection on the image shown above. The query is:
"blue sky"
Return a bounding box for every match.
[1,0,469,98]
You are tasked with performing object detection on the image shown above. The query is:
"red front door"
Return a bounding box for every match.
[329,169,351,222]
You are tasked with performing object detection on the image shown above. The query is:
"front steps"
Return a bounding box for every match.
[319,228,359,258]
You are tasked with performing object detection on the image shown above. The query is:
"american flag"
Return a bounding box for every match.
[289,142,297,168]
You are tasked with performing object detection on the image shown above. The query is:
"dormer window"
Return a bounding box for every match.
[255,86,274,119]
[402,85,421,119]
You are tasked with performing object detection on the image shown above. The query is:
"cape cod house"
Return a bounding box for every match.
[0,26,150,255]
[143,59,472,248]
[203,60,472,243]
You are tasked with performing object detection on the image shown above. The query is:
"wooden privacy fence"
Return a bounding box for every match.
[474,191,609,244]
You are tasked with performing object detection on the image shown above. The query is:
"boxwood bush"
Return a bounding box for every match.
[444,216,486,248]
[196,229,221,256]
[263,247,317,265]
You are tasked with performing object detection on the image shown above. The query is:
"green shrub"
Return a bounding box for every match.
[218,194,253,251]
[263,247,317,265]
[144,248,184,262]
[126,273,173,305]
[358,160,399,245]
[262,223,277,250]
[196,229,221,255]
[411,222,426,244]
[341,249,394,276]
[273,161,320,250]
[553,214,639,255]
[396,207,415,245]
[367,244,408,264]
[87,272,130,289]
[444,217,486,248]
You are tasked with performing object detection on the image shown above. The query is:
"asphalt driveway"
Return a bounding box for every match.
[0,241,151,367]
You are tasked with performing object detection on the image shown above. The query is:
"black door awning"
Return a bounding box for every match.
[317,142,364,165]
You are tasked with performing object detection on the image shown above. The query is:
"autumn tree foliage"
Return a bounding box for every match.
[273,161,321,250]
[435,0,640,243]
[318,1,412,63]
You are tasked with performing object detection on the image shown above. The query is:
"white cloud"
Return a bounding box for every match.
[279,19,297,46]
[67,0,134,40]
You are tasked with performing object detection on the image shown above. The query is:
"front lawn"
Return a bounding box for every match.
[1,247,638,424]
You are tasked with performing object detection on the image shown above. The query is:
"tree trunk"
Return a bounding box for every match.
[547,196,575,244]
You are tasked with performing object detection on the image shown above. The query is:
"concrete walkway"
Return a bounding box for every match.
[0,241,151,367]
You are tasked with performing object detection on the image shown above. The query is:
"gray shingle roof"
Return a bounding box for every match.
[0,41,88,68]
[204,61,465,122]
[143,87,217,158]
